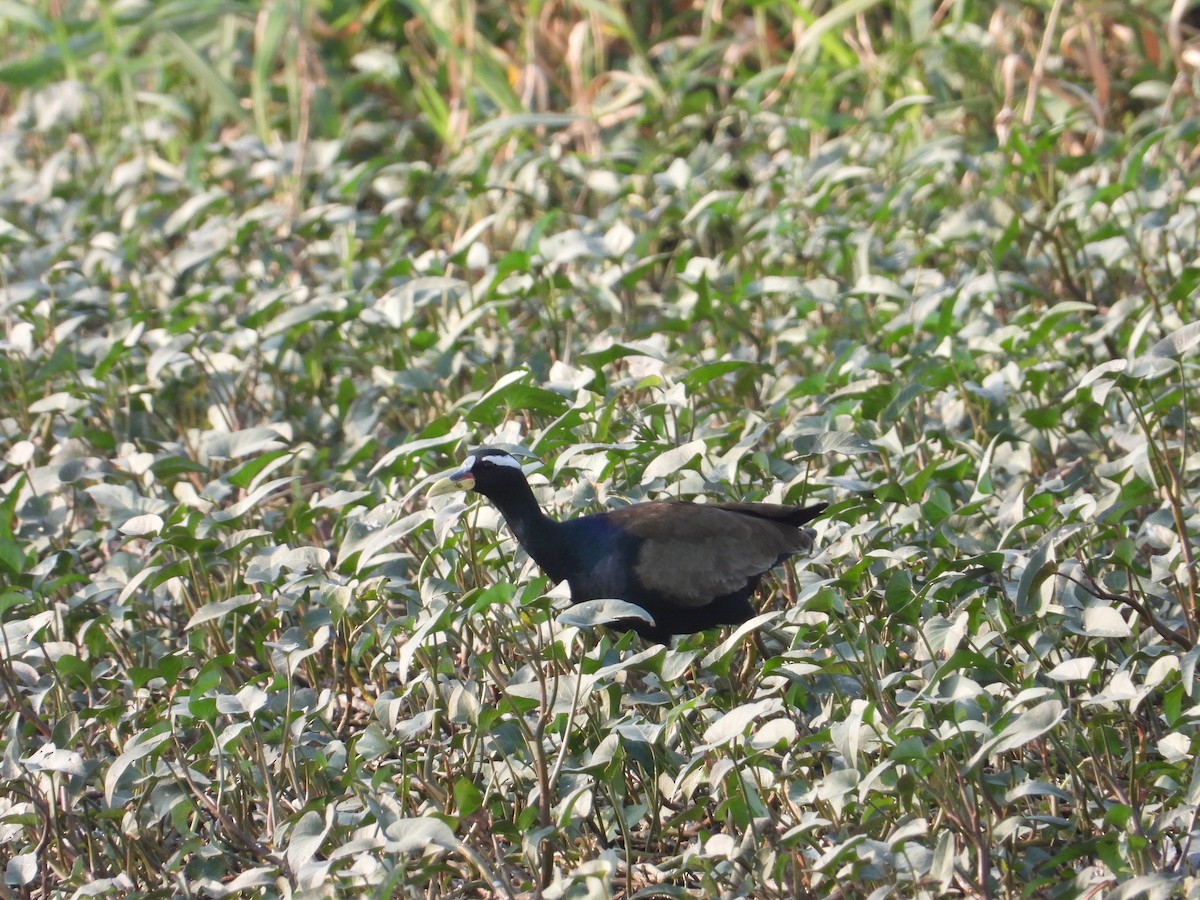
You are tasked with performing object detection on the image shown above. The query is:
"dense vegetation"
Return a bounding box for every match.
[1,1,1198,896]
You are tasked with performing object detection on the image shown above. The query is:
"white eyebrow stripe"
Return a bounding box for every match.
[485,453,523,470]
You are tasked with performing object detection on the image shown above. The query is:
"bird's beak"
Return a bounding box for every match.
[428,468,474,497]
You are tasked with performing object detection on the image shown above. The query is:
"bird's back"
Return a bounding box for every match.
[560,499,823,607]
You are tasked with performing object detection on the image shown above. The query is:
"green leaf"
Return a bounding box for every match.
[0,536,25,576]
[464,370,569,423]
[191,655,233,697]
[454,778,484,818]
[227,449,293,489]
[55,654,91,687]
[1165,684,1183,727]
[1022,406,1060,429]
[884,570,918,623]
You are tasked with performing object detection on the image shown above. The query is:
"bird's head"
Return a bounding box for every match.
[428,448,530,501]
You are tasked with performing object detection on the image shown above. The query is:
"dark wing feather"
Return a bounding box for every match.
[605,501,815,607]
[706,500,827,527]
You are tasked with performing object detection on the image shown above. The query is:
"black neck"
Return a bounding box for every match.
[485,480,569,581]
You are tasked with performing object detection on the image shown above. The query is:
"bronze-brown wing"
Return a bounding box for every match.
[706,500,826,527]
[607,501,808,607]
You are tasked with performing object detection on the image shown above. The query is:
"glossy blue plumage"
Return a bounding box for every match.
[438,448,826,642]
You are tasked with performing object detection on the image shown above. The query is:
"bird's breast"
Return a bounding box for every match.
[566,552,634,602]
[556,519,635,602]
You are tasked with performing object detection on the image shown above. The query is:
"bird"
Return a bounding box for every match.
[429,447,827,643]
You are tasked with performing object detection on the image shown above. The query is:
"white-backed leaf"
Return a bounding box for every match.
[1070,358,1125,404]
[28,392,88,415]
[1005,779,1074,803]
[23,743,85,775]
[85,484,169,518]
[1158,733,1191,763]
[916,613,967,660]
[590,645,663,679]
[1045,657,1095,682]
[1182,646,1200,698]
[814,769,860,819]
[394,603,456,683]
[1149,320,1200,358]
[539,228,608,264]
[968,699,1064,770]
[1086,671,1141,708]
[201,427,289,461]
[750,717,798,750]
[581,733,621,770]
[383,816,457,854]
[210,476,297,523]
[745,275,808,296]
[365,277,463,327]
[163,189,226,237]
[557,599,655,629]
[5,853,36,886]
[222,868,278,892]
[186,595,259,628]
[119,513,163,536]
[244,545,330,584]
[704,833,738,860]
[701,611,780,668]
[349,511,430,573]
[266,626,330,676]
[105,728,172,805]
[466,112,580,139]
[1014,543,1053,617]
[0,611,54,659]
[506,673,596,717]
[286,810,329,875]
[1146,655,1179,691]
[307,489,367,511]
[369,424,470,476]
[703,698,782,746]
[641,439,707,483]
[1125,355,1176,379]
[1082,606,1131,638]
[931,829,955,891]
[1106,874,1182,900]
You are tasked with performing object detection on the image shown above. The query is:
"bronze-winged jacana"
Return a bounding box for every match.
[430,448,826,643]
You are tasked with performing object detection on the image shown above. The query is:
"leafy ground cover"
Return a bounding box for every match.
[1,1,1199,897]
